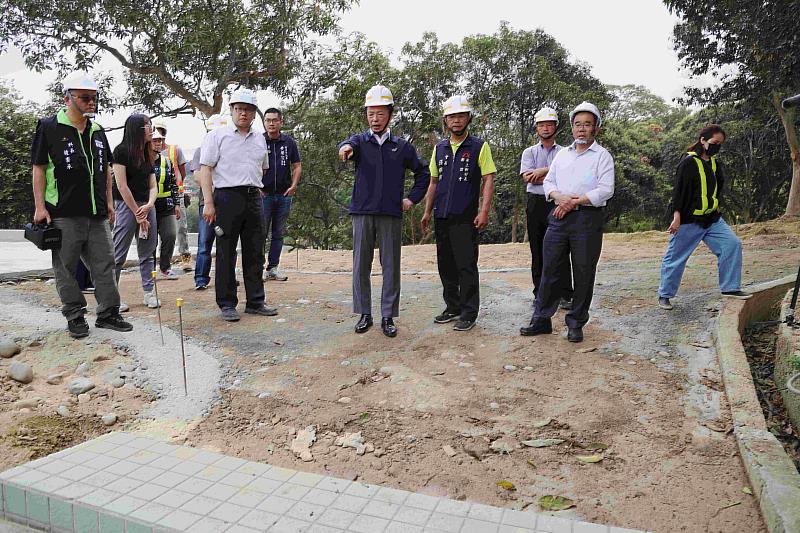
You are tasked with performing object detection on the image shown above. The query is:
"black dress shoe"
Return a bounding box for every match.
[381,317,397,337]
[559,298,573,310]
[567,327,584,342]
[355,314,373,334]
[519,317,552,336]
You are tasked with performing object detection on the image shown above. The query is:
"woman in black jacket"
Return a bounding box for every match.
[657,124,751,310]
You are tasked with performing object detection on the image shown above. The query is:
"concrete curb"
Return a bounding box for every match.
[715,276,800,533]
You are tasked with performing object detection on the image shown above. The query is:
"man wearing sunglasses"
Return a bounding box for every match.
[30,71,132,338]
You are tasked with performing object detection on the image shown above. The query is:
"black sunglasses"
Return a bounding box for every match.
[70,93,97,103]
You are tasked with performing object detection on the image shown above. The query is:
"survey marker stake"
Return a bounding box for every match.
[177,298,188,396]
[151,270,164,345]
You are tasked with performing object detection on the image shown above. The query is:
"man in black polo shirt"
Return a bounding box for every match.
[261,107,301,282]
[30,71,132,338]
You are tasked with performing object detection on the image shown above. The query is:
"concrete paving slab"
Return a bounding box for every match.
[0,432,650,533]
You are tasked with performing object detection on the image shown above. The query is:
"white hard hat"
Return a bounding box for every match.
[151,128,166,140]
[62,71,98,93]
[206,114,229,130]
[152,119,168,131]
[364,85,394,107]
[534,107,559,125]
[443,95,473,116]
[229,88,258,108]
[569,101,602,128]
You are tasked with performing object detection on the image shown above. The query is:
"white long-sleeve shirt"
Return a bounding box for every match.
[543,140,615,207]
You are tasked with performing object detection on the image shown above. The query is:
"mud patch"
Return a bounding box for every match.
[5,415,108,460]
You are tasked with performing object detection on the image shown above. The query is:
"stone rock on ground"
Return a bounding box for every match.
[335,431,366,455]
[68,377,95,395]
[290,425,317,462]
[8,361,33,384]
[111,378,125,389]
[13,398,39,410]
[101,413,118,426]
[46,374,63,385]
[56,405,71,417]
[0,339,21,358]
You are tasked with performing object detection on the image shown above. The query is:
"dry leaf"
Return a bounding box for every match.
[576,454,603,463]
[538,495,575,511]
[526,459,536,468]
[532,418,552,428]
[496,481,516,491]
[585,442,609,451]
[742,487,753,495]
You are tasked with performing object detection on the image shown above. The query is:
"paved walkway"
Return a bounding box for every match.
[0,432,650,533]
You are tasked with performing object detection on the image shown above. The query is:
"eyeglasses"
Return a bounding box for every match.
[233,106,256,115]
[70,93,97,103]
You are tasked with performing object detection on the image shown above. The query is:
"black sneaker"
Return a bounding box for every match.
[95,314,133,332]
[245,304,278,316]
[453,319,476,331]
[722,290,751,300]
[434,311,459,324]
[221,307,241,322]
[67,317,89,338]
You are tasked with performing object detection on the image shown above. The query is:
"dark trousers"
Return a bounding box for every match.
[434,216,480,321]
[262,194,293,269]
[213,187,265,309]
[526,193,573,300]
[533,208,604,329]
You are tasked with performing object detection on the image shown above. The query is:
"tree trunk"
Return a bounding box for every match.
[773,93,800,217]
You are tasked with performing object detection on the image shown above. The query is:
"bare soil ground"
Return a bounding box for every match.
[2,219,800,533]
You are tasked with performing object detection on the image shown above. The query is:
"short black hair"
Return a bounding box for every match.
[264,107,282,118]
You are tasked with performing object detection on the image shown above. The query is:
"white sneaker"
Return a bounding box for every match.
[143,291,161,309]
[265,267,288,281]
[160,268,179,280]
[119,302,130,313]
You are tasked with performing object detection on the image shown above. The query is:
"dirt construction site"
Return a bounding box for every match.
[2,220,799,533]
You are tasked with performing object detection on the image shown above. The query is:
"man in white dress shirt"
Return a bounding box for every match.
[197,89,276,322]
[520,101,614,342]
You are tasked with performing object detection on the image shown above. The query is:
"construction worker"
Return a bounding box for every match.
[30,71,132,337]
[520,107,573,309]
[657,124,751,309]
[152,119,190,264]
[338,85,430,338]
[192,114,228,290]
[150,128,182,280]
[421,95,496,332]
[198,89,276,321]
[520,102,615,343]
[262,107,302,282]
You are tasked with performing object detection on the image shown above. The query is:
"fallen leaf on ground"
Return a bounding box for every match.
[521,438,564,448]
[576,347,597,353]
[742,487,753,495]
[575,454,603,463]
[585,442,609,451]
[538,495,575,511]
[526,459,536,468]
[496,481,516,491]
[532,418,552,428]
[266,442,275,454]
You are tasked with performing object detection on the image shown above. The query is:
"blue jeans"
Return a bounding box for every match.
[262,194,292,269]
[658,217,743,298]
[194,204,215,287]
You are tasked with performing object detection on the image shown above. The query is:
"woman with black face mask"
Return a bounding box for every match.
[656,123,751,310]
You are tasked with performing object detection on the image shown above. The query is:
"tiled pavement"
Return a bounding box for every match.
[0,432,650,533]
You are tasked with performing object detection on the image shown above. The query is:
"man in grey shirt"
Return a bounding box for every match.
[519,107,573,310]
[197,90,274,322]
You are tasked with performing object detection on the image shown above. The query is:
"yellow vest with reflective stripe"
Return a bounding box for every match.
[156,156,171,198]
[687,151,718,215]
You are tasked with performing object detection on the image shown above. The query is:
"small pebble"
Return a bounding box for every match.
[56,405,71,417]
[489,402,500,410]
[101,413,118,426]
[340,360,351,366]
[338,397,352,404]
[503,365,517,371]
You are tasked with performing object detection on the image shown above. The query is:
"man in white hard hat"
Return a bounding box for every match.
[192,114,228,290]
[152,119,190,266]
[421,95,497,332]
[520,107,573,310]
[520,101,614,342]
[30,71,133,337]
[197,89,275,322]
[337,85,430,338]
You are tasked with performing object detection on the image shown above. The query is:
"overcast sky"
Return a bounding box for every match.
[0,0,687,150]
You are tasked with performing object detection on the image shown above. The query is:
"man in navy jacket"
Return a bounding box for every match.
[338,85,430,337]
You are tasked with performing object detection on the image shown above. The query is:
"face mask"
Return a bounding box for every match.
[705,143,721,156]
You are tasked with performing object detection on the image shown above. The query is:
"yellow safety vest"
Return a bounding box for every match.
[156,156,171,198]
[167,144,184,193]
[687,151,718,215]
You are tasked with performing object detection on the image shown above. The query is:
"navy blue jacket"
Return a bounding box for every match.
[338,130,430,217]
[433,135,486,219]
[262,133,301,194]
